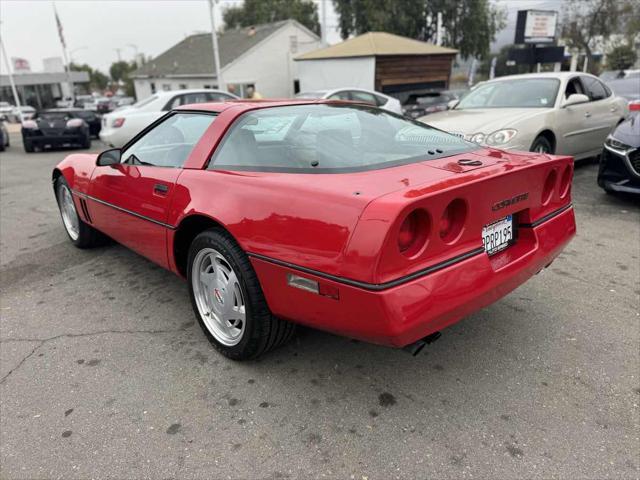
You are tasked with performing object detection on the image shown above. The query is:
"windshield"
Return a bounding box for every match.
[456,78,560,109]
[209,104,475,173]
[38,112,70,121]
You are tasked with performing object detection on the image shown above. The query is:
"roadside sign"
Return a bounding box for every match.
[515,10,558,44]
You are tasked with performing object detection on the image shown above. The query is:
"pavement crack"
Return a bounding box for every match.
[0,325,192,384]
[0,341,45,385]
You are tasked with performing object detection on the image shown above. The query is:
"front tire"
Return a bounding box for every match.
[187,228,295,360]
[23,139,34,153]
[55,177,103,248]
[530,135,553,154]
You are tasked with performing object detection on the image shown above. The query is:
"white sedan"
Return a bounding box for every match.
[100,89,238,147]
[296,88,402,115]
[421,72,629,160]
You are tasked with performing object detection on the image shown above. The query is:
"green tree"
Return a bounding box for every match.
[109,61,137,97]
[332,0,506,59]
[562,0,639,74]
[69,62,109,91]
[606,44,637,71]
[223,0,320,35]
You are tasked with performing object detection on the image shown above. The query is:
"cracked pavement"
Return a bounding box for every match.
[1,134,639,479]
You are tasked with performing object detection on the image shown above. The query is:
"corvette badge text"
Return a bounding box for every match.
[492,193,529,211]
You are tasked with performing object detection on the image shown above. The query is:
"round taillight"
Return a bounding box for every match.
[397,209,430,257]
[542,169,557,205]
[559,165,572,198]
[439,199,467,244]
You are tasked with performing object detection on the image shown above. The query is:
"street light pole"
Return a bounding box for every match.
[207,0,225,91]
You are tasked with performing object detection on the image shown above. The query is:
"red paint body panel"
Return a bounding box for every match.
[53,100,577,348]
[250,207,576,346]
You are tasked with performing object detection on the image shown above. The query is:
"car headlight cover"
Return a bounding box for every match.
[486,129,518,145]
[470,133,486,144]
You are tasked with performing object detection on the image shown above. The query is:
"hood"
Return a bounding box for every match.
[611,114,640,148]
[420,108,550,136]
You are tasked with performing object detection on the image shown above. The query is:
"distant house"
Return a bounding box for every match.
[295,32,458,99]
[131,20,322,99]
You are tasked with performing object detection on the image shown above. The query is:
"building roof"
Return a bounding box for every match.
[296,32,457,60]
[132,20,316,78]
[0,71,89,87]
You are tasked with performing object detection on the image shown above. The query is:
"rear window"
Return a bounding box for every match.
[209,104,475,173]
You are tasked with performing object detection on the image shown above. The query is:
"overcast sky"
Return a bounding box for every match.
[1,0,561,75]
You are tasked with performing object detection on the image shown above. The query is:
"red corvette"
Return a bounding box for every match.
[53,100,576,359]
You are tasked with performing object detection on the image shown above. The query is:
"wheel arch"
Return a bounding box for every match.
[52,168,63,192]
[533,129,557,153]
[172,213,235,277]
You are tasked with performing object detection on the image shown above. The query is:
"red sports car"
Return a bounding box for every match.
[53,100,576,359]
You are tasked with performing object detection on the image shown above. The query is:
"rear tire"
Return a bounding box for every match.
[23,139,34,153]
[530,135,553,154]
[55,176,103,248]
[187,228,295,360]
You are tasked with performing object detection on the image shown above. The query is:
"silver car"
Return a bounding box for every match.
[421,72,629,160]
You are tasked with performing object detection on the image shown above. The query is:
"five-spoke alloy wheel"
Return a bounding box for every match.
[187,228,295,360]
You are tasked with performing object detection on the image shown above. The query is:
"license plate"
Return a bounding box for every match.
[482,215,514,255]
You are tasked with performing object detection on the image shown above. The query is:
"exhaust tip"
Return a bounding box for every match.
[402,331,442,356]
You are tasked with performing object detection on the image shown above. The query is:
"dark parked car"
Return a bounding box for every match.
[21,109,91,153]
[402,91,458,119]
[598,114,640,195]
[0,115,9,151]
[66,109,101,137]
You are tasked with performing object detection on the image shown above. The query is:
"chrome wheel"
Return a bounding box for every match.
[535,144,548,153]
[58,183,80,241]
[191,248,246,346]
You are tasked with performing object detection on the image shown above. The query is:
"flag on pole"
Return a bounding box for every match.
[53,3,66,48]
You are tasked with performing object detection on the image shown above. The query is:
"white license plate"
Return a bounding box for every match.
[482,215,514,255]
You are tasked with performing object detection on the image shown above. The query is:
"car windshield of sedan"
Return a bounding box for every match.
[456,78,560,109]
[209,104,475,173]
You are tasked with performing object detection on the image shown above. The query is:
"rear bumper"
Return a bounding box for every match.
[23,134,87,147]
[99,128,128,148]
[251,206,576,347]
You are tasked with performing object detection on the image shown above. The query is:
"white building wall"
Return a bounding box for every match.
[223,22,323,97]
[133,76,216,100]
[296,57,375,92]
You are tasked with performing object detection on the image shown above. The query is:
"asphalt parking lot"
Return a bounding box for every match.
[0,129,638,479]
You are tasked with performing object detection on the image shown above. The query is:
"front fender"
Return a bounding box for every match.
[52,153,98,194]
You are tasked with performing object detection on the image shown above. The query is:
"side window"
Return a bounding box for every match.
[374,94,387,107]
[565,77,585,98]
[206,92,233,102]
[121,113,216,168]
[349,91,377,105]
[182,92,211,105]
[581,76,608,101]
[163,95,183,111]
[328,91,351,101]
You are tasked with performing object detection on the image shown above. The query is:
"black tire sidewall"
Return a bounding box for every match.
[530,136,552,154]
[187,229,265,360]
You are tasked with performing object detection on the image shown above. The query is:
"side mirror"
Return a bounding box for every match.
[447,99,459,110]
[563,93,590,108]
[0,114,6,122]
[96,148,121,167]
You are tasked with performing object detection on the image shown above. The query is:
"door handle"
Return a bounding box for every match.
[153,183,169,195]
[584,112,591,118]
[610,107,617,112]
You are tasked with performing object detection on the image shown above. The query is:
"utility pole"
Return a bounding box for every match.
[114,48,122,62]
[0,34,24,123]
[436,12,443,46]
[321,0,328,44]
[208,0,225,91]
